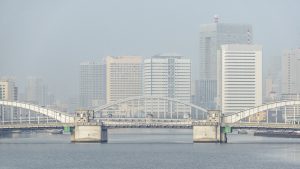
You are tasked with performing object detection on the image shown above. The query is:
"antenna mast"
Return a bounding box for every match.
[214,15,219,23]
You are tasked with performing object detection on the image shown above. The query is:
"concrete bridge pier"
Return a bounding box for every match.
[220,129,227,143]
[71,125,107,143]
[193,124,227,143]
[70,110,107,143]
[192,110,227,143]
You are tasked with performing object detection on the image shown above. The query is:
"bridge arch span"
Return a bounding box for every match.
[94,95,208,119]
[0,100,74,123]
[224,100,300,123]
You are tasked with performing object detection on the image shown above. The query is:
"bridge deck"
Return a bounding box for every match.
[0,120,300,130]
[0,123,73,129]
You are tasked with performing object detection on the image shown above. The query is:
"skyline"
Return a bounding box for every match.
[1,1,300,169]
[1,0,300,100]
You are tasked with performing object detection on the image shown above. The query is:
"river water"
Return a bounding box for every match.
[0,129,300,169]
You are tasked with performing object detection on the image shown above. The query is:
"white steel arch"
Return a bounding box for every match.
[94,95,207,114]
[224,100,300,123]
[0,100,74,123]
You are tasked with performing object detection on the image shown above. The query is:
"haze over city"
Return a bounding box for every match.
[1,0,299,101]
[1,1,300,169]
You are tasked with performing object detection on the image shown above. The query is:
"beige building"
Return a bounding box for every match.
[0,78,18,101]
[106,56,143,103]
[0,78,18,121]
[249,111,267,122]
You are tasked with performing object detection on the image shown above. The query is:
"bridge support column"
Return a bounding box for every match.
[71,125,107,143]
[220,128,227,143]
[193,110,227,143]
[71,110,108,143]
[193,124,226,143]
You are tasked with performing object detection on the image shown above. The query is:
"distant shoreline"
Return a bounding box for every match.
[254,131,300,138]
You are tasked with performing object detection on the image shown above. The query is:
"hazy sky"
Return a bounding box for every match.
[1,0,299,100]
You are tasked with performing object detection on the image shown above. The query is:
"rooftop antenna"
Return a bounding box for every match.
[247,29,251,44]
[214,14,219,23]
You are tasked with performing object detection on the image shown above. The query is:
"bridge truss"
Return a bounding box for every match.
[0,100,74,126]
[1,98,300,130]
[94,95,208,120]
[224,100,300,124]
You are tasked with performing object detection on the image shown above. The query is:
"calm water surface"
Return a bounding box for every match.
[0,129,300,169]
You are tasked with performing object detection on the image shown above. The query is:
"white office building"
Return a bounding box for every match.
[217,44,262,115]
[144,54,191,116]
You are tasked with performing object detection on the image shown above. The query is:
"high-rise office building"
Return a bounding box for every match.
[217,44,262,115]
[106,56,143,103]
[281,48,300,121]
[25,77,48,105]
[0,78,18,101]
[144,54,191,115]
[265,77,274,100]
[282,49,300,94]
[0,78,18,121]
[191,80,201,106]
[199,19,252,109]
[80,62,106,108]
[263,58,282,102]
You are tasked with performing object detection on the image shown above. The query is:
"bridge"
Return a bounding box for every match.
[1,97,300,143]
